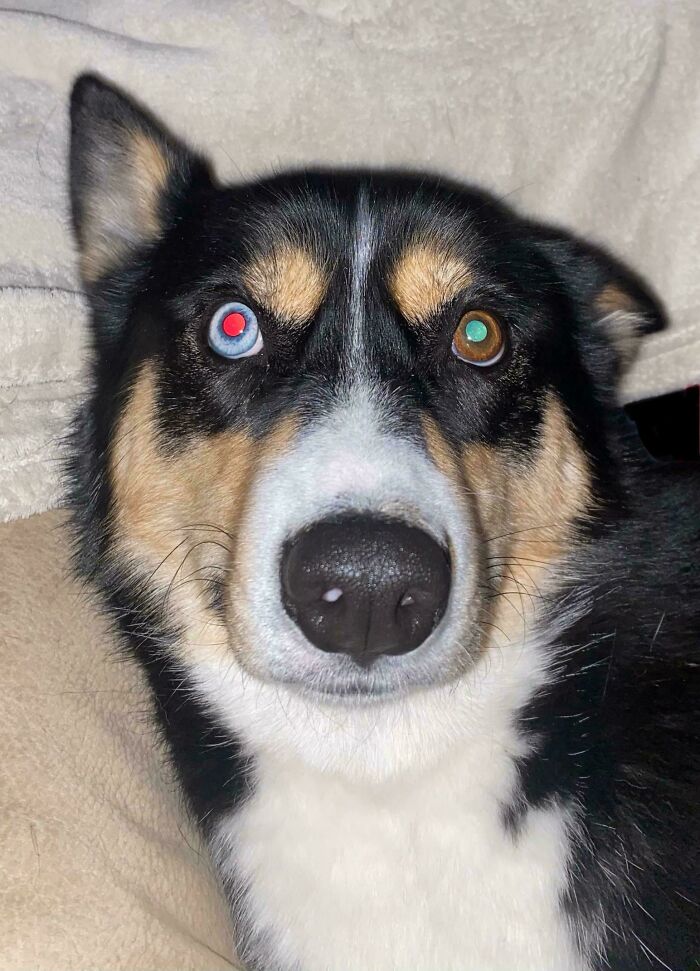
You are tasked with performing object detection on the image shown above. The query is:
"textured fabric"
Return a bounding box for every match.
[1,0,700,523]
[0,510,239,970]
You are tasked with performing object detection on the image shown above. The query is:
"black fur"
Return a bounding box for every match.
[66,74,699,970]
[514,442,700,969]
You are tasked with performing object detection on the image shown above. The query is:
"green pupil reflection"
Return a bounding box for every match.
[464,319,488,343]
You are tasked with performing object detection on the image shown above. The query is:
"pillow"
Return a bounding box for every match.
[0,510,239,970]
[2,0,700,523]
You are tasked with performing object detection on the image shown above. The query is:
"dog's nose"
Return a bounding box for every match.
[280,516,451,665]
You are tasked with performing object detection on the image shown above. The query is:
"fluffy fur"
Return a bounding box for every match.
[66,74,699,971]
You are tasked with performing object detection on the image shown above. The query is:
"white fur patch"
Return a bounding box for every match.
[347,185,376,369]
[197,633,588,971]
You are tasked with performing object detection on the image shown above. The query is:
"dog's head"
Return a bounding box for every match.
[68,76,663,725]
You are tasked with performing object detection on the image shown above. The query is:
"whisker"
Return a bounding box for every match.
[485,523,563,543]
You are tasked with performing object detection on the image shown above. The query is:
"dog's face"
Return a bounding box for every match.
[69,77,663,712]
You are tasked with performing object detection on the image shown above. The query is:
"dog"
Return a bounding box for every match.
[66,74,699,971]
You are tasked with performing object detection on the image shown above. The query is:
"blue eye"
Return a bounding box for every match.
[208,302,263,359]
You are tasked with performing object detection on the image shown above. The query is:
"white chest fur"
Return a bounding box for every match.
[199,643,589,971]
[219,748,584,971]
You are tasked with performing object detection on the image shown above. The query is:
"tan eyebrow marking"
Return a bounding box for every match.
[388,242,473,326]
[242,245,329,327]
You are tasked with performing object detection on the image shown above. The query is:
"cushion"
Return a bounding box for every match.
[2,0,700,522]
[0,511,239,970]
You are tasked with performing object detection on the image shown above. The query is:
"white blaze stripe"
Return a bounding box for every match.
[347,185,376,371]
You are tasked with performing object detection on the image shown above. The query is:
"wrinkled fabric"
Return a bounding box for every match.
[1,0,699,523]
[0,510,239,970]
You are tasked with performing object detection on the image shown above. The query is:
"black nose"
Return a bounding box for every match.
[280,515,451,665]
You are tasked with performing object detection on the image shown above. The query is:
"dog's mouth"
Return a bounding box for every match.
[252,634,477,704]
[280,669,411,703]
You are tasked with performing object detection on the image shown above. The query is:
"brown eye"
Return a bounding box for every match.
[452,310,505,366]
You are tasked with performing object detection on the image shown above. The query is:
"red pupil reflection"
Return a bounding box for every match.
[221,311,247,337]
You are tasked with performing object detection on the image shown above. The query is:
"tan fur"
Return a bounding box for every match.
[595,283,638,316]
[420,416,464,485]
[425,397,591,648]
[131,132,171,220]
[81,132,172,283]
[242,246,329,326]
[467,397,591,645]
[389,242,472,325]
[594,282,647,369]
[110,366,297,658]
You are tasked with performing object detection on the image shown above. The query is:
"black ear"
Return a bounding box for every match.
[69,73,209,283]
[534,229,666,381]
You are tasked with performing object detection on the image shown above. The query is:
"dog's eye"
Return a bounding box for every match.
[208,302,263,359]
[451,311,505,367]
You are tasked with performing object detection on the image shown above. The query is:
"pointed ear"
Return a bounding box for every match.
[534,230,666,381]
[69,73,209,283]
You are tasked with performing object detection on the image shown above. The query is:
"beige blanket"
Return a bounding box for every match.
[0,510,239,969]
[1,1,700,523]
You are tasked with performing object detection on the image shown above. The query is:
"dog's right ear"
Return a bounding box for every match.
[69,73,209,284]
[532,228,666,391]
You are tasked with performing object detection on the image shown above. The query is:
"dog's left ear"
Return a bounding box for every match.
[69,73,209,284]
[534,230,666,382]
